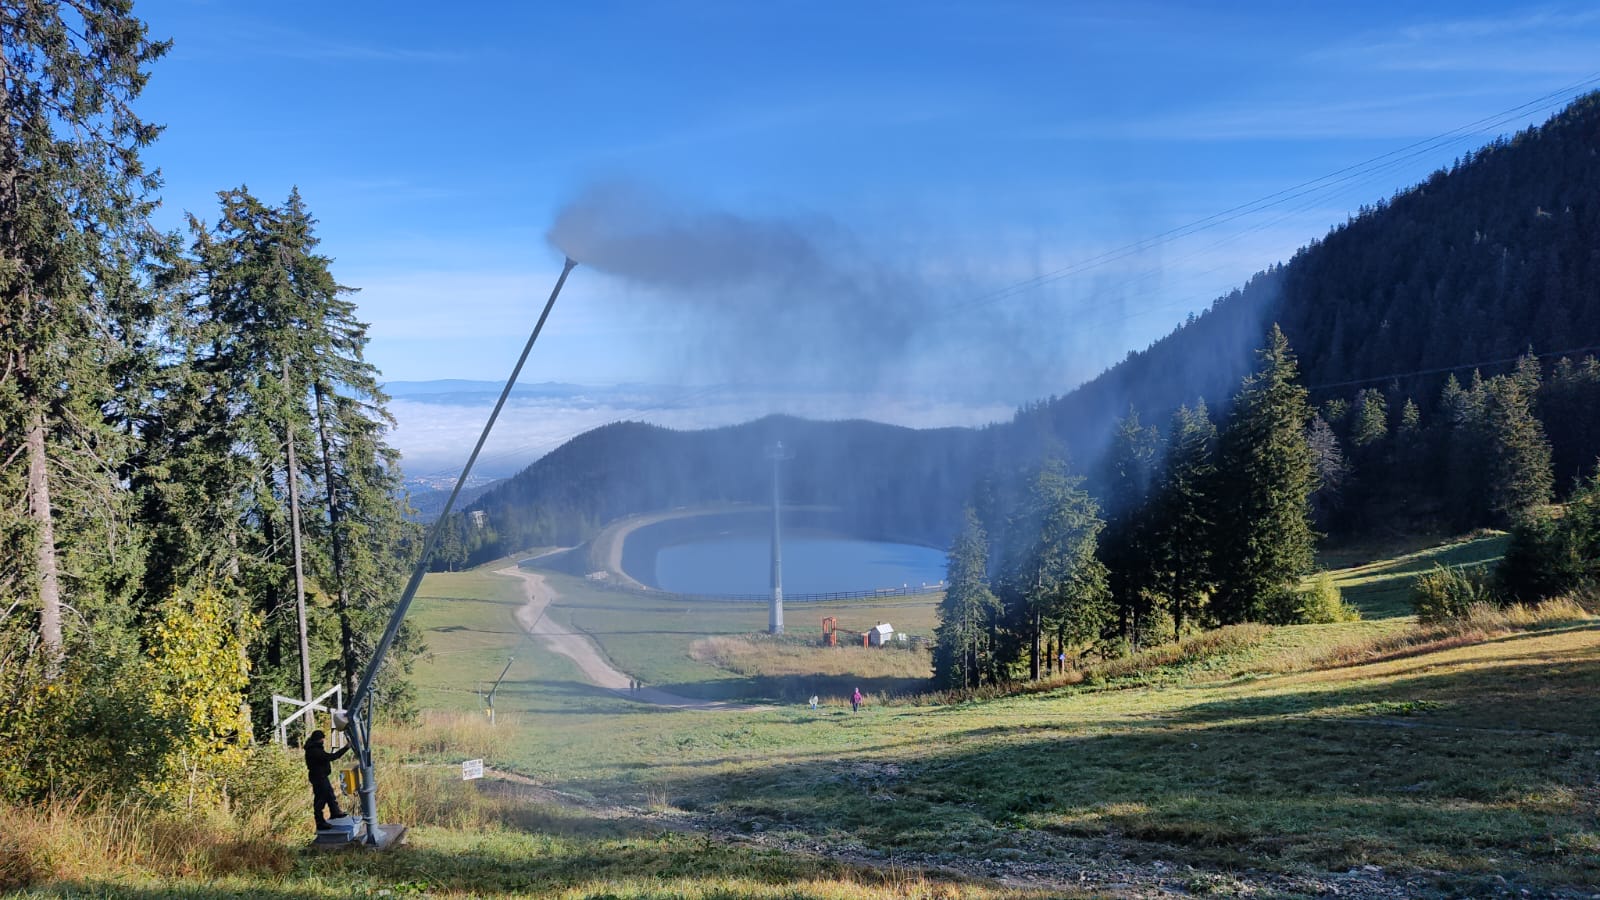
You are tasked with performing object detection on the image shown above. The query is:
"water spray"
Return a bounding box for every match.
[331,257,579,847]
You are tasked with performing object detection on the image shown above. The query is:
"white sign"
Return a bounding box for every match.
[461,758,484,780]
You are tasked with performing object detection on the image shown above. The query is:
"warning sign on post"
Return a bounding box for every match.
[461,758,484,780]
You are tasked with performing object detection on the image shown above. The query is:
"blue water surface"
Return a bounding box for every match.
[653,536,945,596]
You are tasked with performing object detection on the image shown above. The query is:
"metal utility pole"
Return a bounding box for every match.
[766,441,793,635]
[283,366,313,713]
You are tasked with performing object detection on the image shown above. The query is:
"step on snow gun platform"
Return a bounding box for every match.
[319,258,577,847]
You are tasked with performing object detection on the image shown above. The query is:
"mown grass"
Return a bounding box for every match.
[656,615,1600,891]
[537,568,944,701]
[1322,531,1508,618]
[396,553,1600,891]
[442,575,1599,892]
[20,534,1600,897]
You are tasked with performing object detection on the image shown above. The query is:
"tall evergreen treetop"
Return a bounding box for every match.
[996,459,1110,679]
[1351,389,1389,448]
[1097,407,1162,646]
[1149,399,1218,640]
[933,507,999,690]
[1212,325,1319,624]
[1483,353,1554,525]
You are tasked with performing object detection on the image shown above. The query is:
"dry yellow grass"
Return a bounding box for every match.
[1309,596,1594,670]
[0,791,298,890]
[382,708,514,762]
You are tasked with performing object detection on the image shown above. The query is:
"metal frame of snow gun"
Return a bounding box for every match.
[333,257,578,847]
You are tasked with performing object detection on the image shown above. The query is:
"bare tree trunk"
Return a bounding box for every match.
[1030,607,1041,681]
[284,402,313,708]
[312,383,356,698]
[26,406,62,662]
[1174,554,1186,643]
[225,528,251,732]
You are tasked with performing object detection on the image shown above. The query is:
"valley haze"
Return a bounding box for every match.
[386,378,1014,484]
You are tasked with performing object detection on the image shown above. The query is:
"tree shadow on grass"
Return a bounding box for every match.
[653,654,1600,890]
[479,679,692,716]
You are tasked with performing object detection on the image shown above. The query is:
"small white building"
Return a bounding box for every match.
[868,623,894,647]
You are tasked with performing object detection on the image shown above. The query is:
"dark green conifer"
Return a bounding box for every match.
[141,188,418,726]
[933,507,1000,689]
[1148,400,1218,640]
[1097,408,1162,650]
[1211,326,1318,624]
[995,460,1110,679]
[0,1,168,659]
[1483,353,1554,525]
[1351,389,1389,448]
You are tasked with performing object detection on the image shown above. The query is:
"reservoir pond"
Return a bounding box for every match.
[653,536,945,596]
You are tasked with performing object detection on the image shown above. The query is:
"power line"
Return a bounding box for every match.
[1307,344,1600,393]
[931,74,1600,321]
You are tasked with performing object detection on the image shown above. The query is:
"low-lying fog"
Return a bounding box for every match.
[386,380,1012,484]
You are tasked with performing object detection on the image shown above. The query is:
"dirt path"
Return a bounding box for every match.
[500,564,766,711]
[470,766,1468,900]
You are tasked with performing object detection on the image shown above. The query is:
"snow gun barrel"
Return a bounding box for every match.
[340,256,578,846]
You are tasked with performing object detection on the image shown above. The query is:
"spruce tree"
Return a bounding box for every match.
[996,459,1110,678]
[1350,389,1389,448]
[1483,353,1554,525]
[1148,400,1217,640]
[1542,356,1600,489]
[1097,408,1161,649]
[1438,373,1491,527]
[1398,399,1421,437]
[273,190,418,702]
[1211,325,1318,624]
[141,188,418,724]
[0,1,167,659]
[933,507,999,690]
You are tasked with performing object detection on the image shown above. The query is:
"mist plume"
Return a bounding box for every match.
[546,180,1097,400]
[549,181,834,291]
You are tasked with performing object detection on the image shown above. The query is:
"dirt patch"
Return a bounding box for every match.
[501,565,768,711]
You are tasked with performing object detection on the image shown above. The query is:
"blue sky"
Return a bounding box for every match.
[135,1,1600,413]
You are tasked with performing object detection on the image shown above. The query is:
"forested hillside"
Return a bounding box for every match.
[1026,90,1600,465]
[439,417,989,568]
[450,91,1600,563]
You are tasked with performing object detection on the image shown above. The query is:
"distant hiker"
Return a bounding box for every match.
[304,729,350,830]
[850,687,862,712]
[809,695,819,710]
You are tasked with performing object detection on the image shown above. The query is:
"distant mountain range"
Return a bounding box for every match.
[384,379,674,405]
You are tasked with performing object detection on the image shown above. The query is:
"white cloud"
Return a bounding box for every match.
[1314,8,1600,75]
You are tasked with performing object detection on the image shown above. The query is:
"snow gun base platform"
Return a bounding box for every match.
[312,816,408,850]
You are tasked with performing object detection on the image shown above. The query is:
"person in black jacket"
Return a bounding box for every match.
[304,729,350,829]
